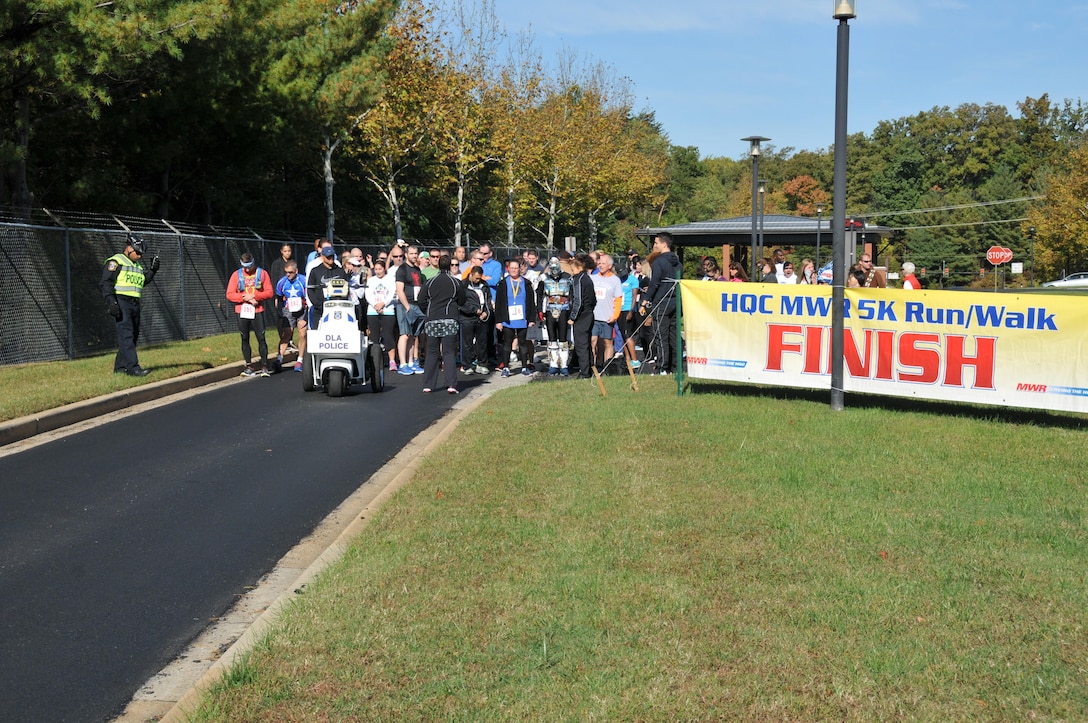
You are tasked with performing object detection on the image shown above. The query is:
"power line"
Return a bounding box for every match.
[865,196,1042,219]
[887,217,1030,232]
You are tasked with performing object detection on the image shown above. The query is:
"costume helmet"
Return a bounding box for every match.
[547,257,562,278]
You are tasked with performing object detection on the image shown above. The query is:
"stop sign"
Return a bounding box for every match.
[987,246,1013,265]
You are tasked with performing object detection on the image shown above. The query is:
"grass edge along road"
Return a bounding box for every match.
[187,379,1088,722]
[0,330,280,423]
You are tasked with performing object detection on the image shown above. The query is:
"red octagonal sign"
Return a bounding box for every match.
[987,246,1013,265]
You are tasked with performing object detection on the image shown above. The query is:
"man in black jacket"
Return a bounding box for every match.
[645,232,682,375]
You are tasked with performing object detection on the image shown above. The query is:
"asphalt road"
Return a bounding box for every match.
[0,367,483,722]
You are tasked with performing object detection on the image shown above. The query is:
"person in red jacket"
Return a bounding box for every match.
[226,253,275,376]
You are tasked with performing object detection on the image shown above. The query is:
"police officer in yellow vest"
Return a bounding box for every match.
[99,235,160,376]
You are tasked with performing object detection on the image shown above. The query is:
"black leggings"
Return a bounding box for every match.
[367,314,397,350]
[499,325,529,368]
[545,310,570,343]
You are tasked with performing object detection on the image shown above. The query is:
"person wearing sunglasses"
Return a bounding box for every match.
[857,253,887,288]
[275,260,308,372]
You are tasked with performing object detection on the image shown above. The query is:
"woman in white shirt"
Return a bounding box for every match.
[365,260,399,370]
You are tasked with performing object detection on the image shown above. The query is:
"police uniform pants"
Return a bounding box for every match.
[114,296,142,372]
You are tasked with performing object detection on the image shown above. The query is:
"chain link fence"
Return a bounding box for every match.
[0,209,530,366]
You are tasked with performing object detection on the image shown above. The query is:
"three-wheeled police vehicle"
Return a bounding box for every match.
[303,278,384,397]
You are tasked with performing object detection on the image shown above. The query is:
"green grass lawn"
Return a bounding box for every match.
[0,330,279,422]
[187,378,1088,722]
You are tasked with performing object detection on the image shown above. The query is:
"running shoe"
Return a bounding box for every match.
[397,366,415,376]
[447,387,459,394]
[389,360,397,371]
[258,366,271,377]
[294,361,303,372]
[521,367,533,376]
[422,387,433,393]
[412,362,425,374]
[474,365,490,374]
[240,367,257,378]
[501,368,509,378]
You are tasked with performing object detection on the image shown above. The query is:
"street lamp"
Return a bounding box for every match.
[758,179,767,262]
[742,135,770,280]
[815,203,825,271]
[830,0,855,412]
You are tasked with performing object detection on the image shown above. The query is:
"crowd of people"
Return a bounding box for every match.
[224,233,685,390]
[100,233,917,385]
[700,246,913,290]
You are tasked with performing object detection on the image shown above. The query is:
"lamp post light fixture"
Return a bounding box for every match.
[742,136,770,280]
[815,203,825,270]
[830,0,855,411]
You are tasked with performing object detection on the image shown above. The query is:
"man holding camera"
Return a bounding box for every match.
[100,234,160,376]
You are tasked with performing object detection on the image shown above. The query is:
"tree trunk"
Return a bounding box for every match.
[156,168,171,219]
[388,176,403,240]
[506,184,516,246]
[323,135,337,241]
[588,209,598,249]
[454,167,466,246]
[11,91,33,218]
[545,168,559,249]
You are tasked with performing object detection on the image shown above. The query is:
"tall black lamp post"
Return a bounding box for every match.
[742,136,770,280]
[830,0,855,411]
[758,179,767,262]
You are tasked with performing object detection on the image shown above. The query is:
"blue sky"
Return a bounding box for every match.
[488,0,1088,159]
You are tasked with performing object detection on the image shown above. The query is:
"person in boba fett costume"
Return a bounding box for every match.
[541,257,573,376]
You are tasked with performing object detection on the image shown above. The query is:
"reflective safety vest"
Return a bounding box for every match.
[107,253,146,298]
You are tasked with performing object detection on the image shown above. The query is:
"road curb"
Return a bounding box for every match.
[111,370,533,723]
[0,357,297,448]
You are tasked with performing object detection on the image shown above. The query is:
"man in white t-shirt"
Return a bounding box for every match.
[591,254,624,370]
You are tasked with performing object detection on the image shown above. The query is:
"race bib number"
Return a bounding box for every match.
[509,304,524,321]
[240,303,256,320]
[287,296,303,313]
[412,285,421,301]
[595,287,607,301]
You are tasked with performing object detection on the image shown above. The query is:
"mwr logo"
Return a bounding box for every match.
[688,357,708,365]
[1016,383,1047,393]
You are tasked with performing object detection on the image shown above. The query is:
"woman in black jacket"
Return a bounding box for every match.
[567,253,597,379]
[417,255,466,393]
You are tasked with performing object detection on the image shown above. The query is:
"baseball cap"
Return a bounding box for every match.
[348,256,364,266]
[320,246,336,258]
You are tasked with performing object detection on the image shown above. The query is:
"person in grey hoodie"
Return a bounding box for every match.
[645,232,682,375]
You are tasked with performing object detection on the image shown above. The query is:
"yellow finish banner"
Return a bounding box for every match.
[681,280,1088,414]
